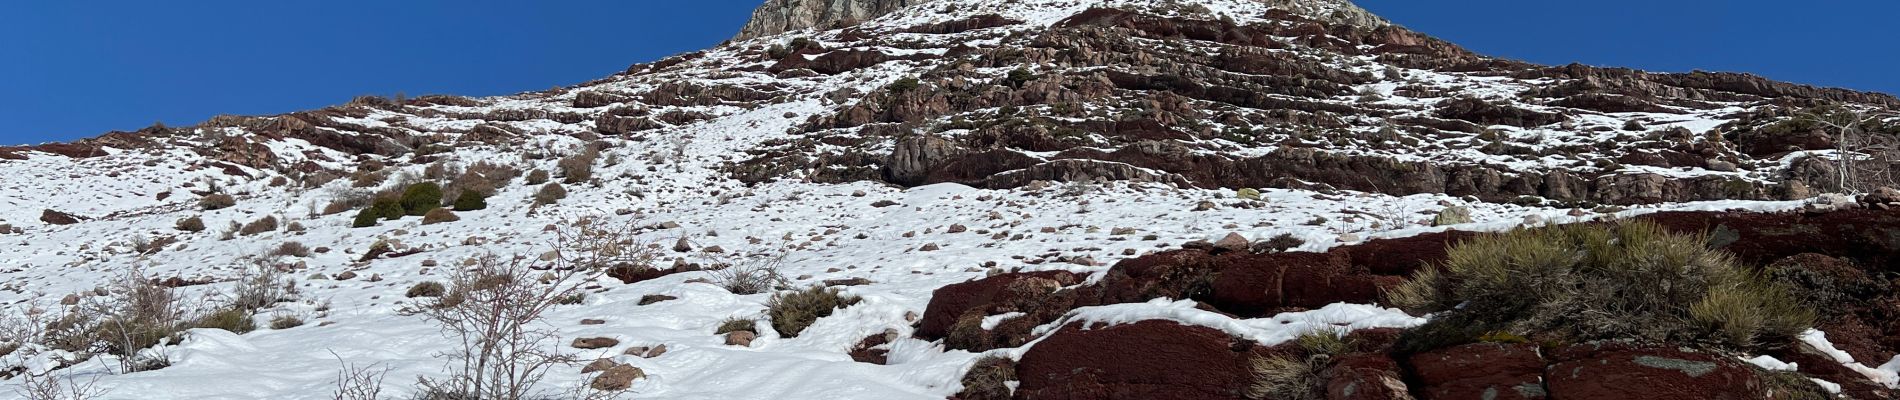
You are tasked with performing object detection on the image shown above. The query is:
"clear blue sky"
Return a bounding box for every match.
[3,1,1895,146]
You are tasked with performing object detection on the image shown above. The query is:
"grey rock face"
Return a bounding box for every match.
[735,0,933,40]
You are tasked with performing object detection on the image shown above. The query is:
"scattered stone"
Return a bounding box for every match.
[1212,233,1249,253]
[1338,233,1362,243]
[824,277,873,286]
[572,337,620,349]
[1109,227,1136,235]
[1236,187,1261,200]
[672,237,692,252]
[59,294,80,305]
[334,271,358,281]
[946,224,967,233]
[590,365,646,391]
[638,294,678,305]
[580,319,606,325]
[581,358,617,374]
[703,245,725,253]
[871,200,899,208]
[725,331,756,347]
[1193,201,1216,211]
[851,190,867,197]
[39,209,81,225]
[659,221,681,229]
[1705,159,1738,172]
[919,243,941,251]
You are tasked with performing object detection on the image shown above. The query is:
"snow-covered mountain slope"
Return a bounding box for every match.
[2,0,1899,399]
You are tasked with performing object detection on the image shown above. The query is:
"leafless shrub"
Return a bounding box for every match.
[230,262,295,311]
[271,242,311,258]
[709,254,789,295]
[75,267,186,373]
[329,350,390,400]
[11,369,108,400]
[558,147,600,185]
[403,218,652,400]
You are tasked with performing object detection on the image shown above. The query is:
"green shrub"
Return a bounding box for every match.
[400,182,443,216]
[370,197,405,220]
[533,183,567,205]
[1388,221,1812,353]
[199,194,237,210]
[175,216,206,232]
[452,190,487,211]
[766,286,860,338]
[714,317,756,335]
[351,208,381,228]
[194,307,256,334]
[1236,188,1262,200]
[887,77,920,94]
[421,208,459,225]
[406,281,447,298]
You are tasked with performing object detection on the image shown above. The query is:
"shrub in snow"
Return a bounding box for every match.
[400,182,444,216]
[268,313,305,330]
[174,216,206,232]
[406,281,447,298]
[270,241,311,258]
[1387,221,1811,353]
[199,193,236,210]
[954,356,1017,400]
[766,286,860,338]
[192,307,255,334]
[533,182,567,205]
[525,169,550,185]
[714,318,756,335]
[710,256,788,295]
[452,190,487,211]
[351,208,381,228]
[422,208,460,225]
[558,147,599,184]
[239,215,278,236]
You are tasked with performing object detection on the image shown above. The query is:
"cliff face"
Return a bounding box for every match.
[734,0,933,40]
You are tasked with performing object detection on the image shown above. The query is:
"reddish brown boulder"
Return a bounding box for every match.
[1015,320,1264,400]
[1408,343,1547,400]
[1545,346,1763,400]
[915,271,1080,341]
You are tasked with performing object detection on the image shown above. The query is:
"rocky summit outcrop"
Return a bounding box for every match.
[734,0,932,40]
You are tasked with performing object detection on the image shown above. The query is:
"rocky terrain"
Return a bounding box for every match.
[1,0,1898,399]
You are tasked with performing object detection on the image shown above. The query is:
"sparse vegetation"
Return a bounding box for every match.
[953,356,1017,400]
[558,147,599,184]
[174,216,206,232]
[714,318,757,335]
[192,307,256,334]
[525,169,550,185]
[1245,330,1350,400]
[199,194,237,210]
[239,215,279,236]
[709,255,787,295]
[271,241,311,257]
[765,286,860,338]
[268,313,305,330]
[1387,221,1813,353]
[406,281,447,298]
[533,183,567,205]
